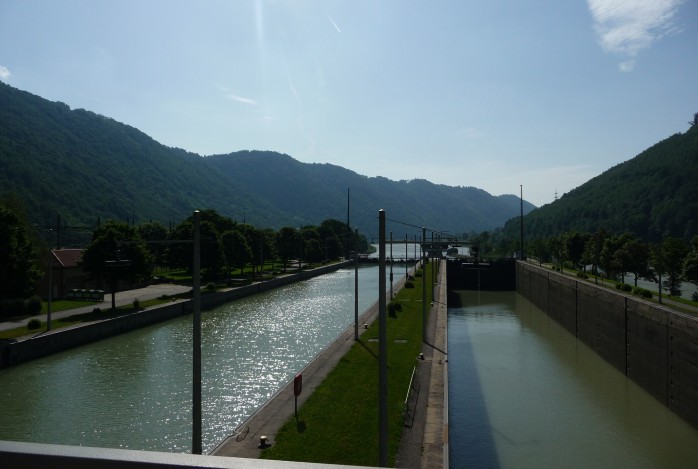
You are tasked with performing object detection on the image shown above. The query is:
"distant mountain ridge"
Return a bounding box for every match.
[0,81,534,239]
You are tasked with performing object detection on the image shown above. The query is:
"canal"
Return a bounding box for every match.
[0,265,392,454]
[448,289,698,468]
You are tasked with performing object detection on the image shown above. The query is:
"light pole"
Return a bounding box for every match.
[192,210,202,454]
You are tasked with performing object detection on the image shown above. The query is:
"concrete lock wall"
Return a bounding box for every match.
[1,261,354,368]
[517,262,698,430]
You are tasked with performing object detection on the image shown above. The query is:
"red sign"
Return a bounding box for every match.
[293,374,302,397]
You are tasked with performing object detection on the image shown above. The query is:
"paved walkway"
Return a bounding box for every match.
[0,284,191,332]
[210,261,449,468]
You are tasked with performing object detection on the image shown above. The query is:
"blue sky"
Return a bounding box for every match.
[1,0,695,207]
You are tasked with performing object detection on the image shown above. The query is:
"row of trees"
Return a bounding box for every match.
[475,228,698,299]
[0,198,369,310]
[80,209,369,291]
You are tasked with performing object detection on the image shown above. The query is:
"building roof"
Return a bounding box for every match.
[52,249,84,268]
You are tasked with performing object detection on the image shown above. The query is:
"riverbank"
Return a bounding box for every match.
[0,261,354,368]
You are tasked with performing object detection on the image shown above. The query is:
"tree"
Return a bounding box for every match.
[277,227,301,269]
[0,203,43,300]
[660,237,690,296]
[563,231,589,270]
[582,228,609,279]
[221,229,251,276]
[615,236,650,286]
[684,236,698,299]
[137,221,169,268]
[81,221,153,310]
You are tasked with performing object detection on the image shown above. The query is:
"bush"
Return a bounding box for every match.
[394,302,403,312]
[404,281,414,288]
[640,289,653,299]
[576,272,588,279]
[132,298,141,309]
[27,318,42,330]
[26,296,42,314]
[692,292,698,302]
[206,282,216,291]
[621,284,632,292]
[388,302,397,317]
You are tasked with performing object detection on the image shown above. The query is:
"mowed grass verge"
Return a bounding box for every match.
[260,261,434,467]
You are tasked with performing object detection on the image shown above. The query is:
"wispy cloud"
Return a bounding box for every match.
[328,14,342,34]
[587,0,684,71]
[223,93,258,105]
[0,65,10,81]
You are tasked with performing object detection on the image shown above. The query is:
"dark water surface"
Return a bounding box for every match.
[448,290,698,468]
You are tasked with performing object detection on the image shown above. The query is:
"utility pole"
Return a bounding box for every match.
[192,210,202,455]
[378,210,388,467]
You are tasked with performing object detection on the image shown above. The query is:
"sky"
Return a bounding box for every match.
[1,0,696,207]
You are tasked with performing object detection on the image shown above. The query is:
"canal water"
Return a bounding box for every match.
[0,265,392,454]
[448,290,698,468]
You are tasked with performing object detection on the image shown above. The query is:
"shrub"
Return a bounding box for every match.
[132,298,141,310]
[415,270,423,277]
[206,282,216,291]
[692,292,698,302]
[576,272,588,279]
[640,289,653,299]
[92,307,101,314]
[388,302,397,317]
[25,296,42,314]
[27,318,42,330]
[405,281,414,288]
[621,284,632,292]
[394,302,403,312]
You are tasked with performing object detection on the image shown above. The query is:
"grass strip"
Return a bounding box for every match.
[260,262,433,466]
[0,298,171,340]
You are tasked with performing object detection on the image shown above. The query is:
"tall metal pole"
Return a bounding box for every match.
[422,227,427,343]
[520,184,525,259]
[192,210,202,455]
[378,210,388,467]
[47,247,52,331]
[354,227,359,341]
[389,231,393,300]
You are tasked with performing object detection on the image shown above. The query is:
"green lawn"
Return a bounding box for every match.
[260,262,433,467]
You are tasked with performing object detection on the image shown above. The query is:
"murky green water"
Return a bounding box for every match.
[448,290,698,468]
[0,266,386,454]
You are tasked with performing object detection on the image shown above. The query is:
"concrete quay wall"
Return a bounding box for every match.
[517,262,698,430]
[0,261,354,368]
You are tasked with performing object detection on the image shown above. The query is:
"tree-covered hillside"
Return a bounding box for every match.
[205,151,535,238]
[501,125,698,243]
[0,81,534,240]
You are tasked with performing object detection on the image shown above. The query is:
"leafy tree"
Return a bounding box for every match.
[615,236,651,286]
[277,227,301,269]
[600,233,635,281]
[137,221,169,267]
[658,237,689,296]
[166,218,225,278]
[81,221,153,310]
[563,231,589,270]
[582,228,609,279]
[221,229,251,276]
[0,203,43,300]
[684,236,698,296]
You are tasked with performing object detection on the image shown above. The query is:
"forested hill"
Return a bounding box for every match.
[0,81,534,238]
[502,124,698,242]
[204,151,534,238]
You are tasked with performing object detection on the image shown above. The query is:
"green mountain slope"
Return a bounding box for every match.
[0,82,534,239]
[205,151,535,238]
[504,125,698,241]
[0,82,294,229]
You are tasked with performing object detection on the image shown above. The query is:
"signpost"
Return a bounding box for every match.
[294,373,303,419]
